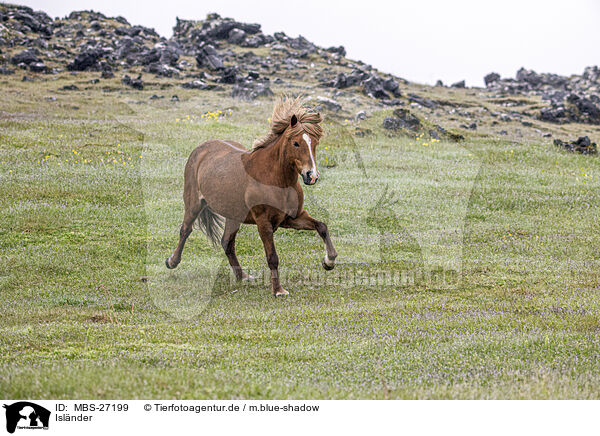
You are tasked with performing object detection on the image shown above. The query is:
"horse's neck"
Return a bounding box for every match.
[249,135,297,187]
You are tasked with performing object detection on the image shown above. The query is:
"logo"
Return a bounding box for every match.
[3,402,50,434]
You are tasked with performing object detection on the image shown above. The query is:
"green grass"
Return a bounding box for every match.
[1,72,599,399]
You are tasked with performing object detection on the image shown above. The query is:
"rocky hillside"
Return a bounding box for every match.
[0,3,403,102]
[1,2,599,154]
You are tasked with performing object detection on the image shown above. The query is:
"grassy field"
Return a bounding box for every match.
[1,72,600,399]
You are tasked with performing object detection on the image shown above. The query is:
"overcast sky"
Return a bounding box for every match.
[14,0,600,86]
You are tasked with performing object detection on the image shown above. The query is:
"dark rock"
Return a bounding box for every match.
[231,81,273,100]
[228,28,246,44]
[383,108,422,133]
[218,66,240,84]
[451,80,466,88]
[29,62,47,72]
[516,68,542,87]
[383,116,400,130]
[157,45,180,66]
[145,63,179,77]
[181,80,210,89]
[0,67,15,75]
[435,80,444,87]
[484,72,500,86]
[60,84,79,90]
[287,35,316,53]
[196,44,224,70]
[315,96,342,112]
[246,71,260,80]
[237,22,261,34]
[242,34,265,48]
[363,76,388,99]
[67,48,105,71]
[408,93,437,109]
[540,106,565,123]
[393,108,421,131]
[566,94,600,123]
[11,49,40,65]
[554,136,597,155]
[383,78,402,97]
[101,70,114,79]
[171,95,179,102]
[122,74,144,90]
[326,46,346,57]
[332,73,349,89]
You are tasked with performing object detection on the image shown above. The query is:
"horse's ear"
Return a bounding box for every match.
[290,114,298,127]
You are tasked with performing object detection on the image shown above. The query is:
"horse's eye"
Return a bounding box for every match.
[293,141,300,147]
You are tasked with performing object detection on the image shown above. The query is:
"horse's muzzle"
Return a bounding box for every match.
[302,170,319,185]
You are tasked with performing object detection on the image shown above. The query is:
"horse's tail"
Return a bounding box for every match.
[196,198,225,247]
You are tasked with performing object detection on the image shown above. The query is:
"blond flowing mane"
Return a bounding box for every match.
[252,96,323,151]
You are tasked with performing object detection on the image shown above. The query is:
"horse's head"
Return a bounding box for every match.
[286,114,320,185]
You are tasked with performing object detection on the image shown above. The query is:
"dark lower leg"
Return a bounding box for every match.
[167,202,201,269]
[282,211,337,269]
[166,223,192,268]
[315,221,337,267]
[257,221,285,295]
[221,220,252,281]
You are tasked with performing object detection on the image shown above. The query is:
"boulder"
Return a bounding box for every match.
[67,48,105,71]
[122,74,144,90]
[407,93,437,109]
[392,108,421,131]
[11,49,40,65]
[516,68,542,87]
[145,63,179,77]
[181,80,210,89]
[383,116,400,130]
[218,66,240,84]
[315,96,342,112]
[196,44,224,70]
[554,136,597,155]
[383,78,402,97]
[484,72,500,86]
[363,76,388,99]
[29,62,47,72]
[228,28,246,44]
[326,46,346,57]
[231,80,273,100]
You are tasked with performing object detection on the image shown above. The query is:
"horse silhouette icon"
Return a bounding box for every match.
[3,402,50,433]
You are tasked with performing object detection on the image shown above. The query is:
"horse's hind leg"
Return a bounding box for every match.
[166,197,201,269]
[221,219,253,281]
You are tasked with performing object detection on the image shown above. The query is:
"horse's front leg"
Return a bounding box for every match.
[255,216,288,296]
[281,210,337,270]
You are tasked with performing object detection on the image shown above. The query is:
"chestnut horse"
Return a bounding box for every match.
[166,97,337,296]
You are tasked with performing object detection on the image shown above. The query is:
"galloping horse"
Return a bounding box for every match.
[166,96,337,296]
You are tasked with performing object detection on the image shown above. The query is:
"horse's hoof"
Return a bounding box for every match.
[322,256,335,271]
[241,274,256,282]
[165,258,175,269]
[274,289,289,297]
